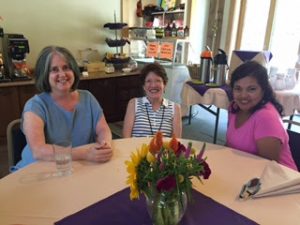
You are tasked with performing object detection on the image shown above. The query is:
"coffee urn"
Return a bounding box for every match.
[212,49,228,86]
[199,46,213,83]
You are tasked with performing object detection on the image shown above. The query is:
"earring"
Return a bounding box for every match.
[231,101,239,112]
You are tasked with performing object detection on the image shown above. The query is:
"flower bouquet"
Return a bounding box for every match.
[125,132,211,225]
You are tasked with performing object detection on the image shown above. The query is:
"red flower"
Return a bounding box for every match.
[156,175,177,192]
[199,161,211,179]
[176,143,187,157]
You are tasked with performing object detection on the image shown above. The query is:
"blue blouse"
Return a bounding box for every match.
[14,90,103,170]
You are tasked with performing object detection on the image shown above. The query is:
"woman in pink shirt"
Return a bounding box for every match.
[226,61,297,170]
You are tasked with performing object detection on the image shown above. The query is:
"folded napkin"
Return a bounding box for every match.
[253,160,300,198]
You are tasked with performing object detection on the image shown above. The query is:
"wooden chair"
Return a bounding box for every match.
[283,119,300,171]
[6,119,27,171]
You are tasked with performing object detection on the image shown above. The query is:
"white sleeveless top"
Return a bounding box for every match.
[131,97,175,137]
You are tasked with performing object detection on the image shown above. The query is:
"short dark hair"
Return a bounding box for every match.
[140,62,168,85]
[230,60,283,115]
[35,46,81,92]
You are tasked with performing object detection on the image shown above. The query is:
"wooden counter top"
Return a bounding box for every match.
[81,69,141,80]
[0,69,141,88]
[0,79,35,87]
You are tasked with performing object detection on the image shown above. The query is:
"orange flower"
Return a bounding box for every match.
[149,131,163,154]
[169,134,179,153]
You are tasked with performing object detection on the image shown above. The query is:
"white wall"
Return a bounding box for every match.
[122,0,156,27]
[0,0,120,67]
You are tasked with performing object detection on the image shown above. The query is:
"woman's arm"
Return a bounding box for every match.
[23,111,54,161]
[82,114,113,162]
[72,115,113,162]
[256,137,281,161]
[122,98,136,138]
[96,115,112,145]
[172,103,182,138]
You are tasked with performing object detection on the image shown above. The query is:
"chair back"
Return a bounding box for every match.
[283,119,300,171]
[6,119,27,169]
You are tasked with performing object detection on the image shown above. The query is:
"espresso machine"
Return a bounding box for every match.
[0,27,9,81]
[1,33,31,81]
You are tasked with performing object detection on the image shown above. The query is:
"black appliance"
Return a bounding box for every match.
[2,33,31,81]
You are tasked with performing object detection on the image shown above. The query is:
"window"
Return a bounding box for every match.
[269,0,300,69]
[239,0,270,50]
[234,0,300,70]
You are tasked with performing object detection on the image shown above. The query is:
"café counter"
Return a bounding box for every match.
[0,70,143,140]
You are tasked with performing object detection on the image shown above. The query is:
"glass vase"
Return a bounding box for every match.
[146,192,187,225]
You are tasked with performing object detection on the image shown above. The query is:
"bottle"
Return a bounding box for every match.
[155,27,165,39]
[136,0,143,17]
[177,27,185,38]
[171,22,177,37]
[165,23,172,37]
[184,26,189,37]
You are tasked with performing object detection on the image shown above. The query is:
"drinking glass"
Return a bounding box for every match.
[54,141,72,176]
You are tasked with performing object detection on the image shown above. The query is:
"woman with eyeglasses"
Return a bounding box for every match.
[227,61,297,170]
[14,46,112,170]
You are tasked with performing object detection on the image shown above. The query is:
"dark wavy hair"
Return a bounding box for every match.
[230,60,283,115]
[140,62,168,85]
[35,46,81,92]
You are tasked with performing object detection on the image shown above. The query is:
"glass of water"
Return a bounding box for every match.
[54,141,72,176]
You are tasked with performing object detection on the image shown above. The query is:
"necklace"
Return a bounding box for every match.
[145,103,165,135]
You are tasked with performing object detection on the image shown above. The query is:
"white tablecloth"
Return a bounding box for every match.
[1,137,300,225]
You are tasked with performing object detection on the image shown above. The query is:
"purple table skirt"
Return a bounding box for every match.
[186,81,233,101]
[55,188,258,225]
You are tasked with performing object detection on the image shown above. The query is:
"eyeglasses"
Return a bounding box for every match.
[50,65,72,74]
[239,177,261,200]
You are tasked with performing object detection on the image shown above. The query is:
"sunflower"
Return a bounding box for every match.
[125,144,149,199]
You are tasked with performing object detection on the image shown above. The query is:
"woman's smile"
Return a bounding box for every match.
[49,53,75,92]
[144,72,165,99]
[233,76,264,112]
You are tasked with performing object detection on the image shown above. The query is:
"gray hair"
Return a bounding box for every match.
[35,46,81,92]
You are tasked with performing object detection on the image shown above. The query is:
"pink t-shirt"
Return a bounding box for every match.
[227,103,297,170]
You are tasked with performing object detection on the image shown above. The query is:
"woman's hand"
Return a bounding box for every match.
[85,141,113,162]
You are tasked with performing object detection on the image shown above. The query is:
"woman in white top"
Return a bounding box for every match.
[123,63,182,138]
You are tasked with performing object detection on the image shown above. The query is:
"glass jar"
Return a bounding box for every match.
[105,63,115,73]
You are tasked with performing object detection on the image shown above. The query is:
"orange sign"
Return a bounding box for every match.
[146,42,159,58]
[160,42,174,60]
